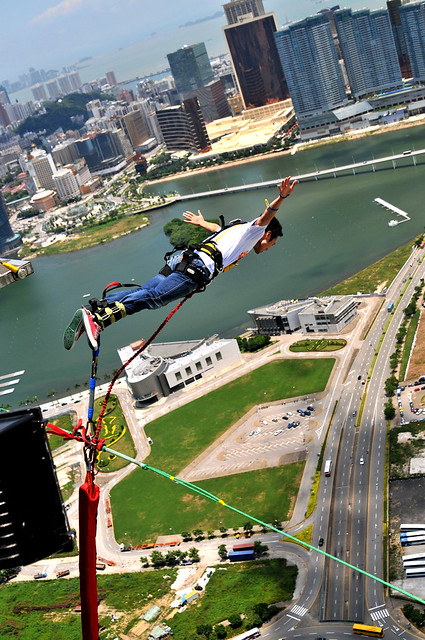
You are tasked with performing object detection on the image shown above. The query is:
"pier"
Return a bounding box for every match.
[374,197,411,226]
[177,148,425,202]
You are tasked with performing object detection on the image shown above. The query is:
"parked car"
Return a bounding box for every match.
[274,429,283,436]
[282,416,288,420]
[307,405,314,411]
[272,418,279,423]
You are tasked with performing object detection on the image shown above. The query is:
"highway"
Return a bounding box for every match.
[274,244,425,640]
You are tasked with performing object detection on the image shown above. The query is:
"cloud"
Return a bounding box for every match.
[30,0,85,24]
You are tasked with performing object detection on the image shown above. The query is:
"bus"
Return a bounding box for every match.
[402,552,425,562]
[400,524,425,531]
[231,628,261,640]
[387,301,394,312]
[400,530,425,537]
[405,567,425,578]
[353,623,384,637]
[403,561,425,568]
[401,536,425,546]
[324,460,333,477]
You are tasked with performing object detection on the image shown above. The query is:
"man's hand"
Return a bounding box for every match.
[278,176,298,199]
[183,210,221,233]
[183,210,205,226]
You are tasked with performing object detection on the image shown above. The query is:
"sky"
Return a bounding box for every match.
[1,0,385,85]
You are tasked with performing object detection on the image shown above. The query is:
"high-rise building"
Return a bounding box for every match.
[400,1,425,82]
[167,43,215,94]
[275,14,348,123]
[223,0,265,25]
[223,13,289,109]
[387,0,412,78]
[121,110,149,148]
[182,80,231,122]
[0,193,21,254]
[0,87,10,105]
[27,150,57,190]
[67,71,82,92]
[334,8,403,99]
[105,71,118,87]
[46,80,61,99]
[31,84,47,102]
[58,75,72,95]
[52,140,78,167]
[52,168,80,200]
[156,97,210,153]
[75,131,125,174]
[0,103,11,128]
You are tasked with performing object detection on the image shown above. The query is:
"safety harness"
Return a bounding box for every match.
[159,216,245,286]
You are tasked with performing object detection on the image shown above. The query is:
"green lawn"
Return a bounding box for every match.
[290,338,346,352]
[321,237,418,295]
[169,559,297,640]
[94,394,136,472]
[0,570,176,640]
[111,358,334,542]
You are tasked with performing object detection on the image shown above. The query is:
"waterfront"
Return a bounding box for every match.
[1,125,425,408]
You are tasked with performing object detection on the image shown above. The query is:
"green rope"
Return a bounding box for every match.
[103,445,425,606]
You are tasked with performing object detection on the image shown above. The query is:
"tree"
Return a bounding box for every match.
[218,544,227,560]
[196,623,213,637]
[228,613,242,629]
[214,624,227,639]
[181,531,192,541]
[188,547,200,562]
[243,521,253,533]
[254,540,269,556]
[384,398,396,420]
[219,525,227,537]
[192,528,204,540]
[150,550,165,567]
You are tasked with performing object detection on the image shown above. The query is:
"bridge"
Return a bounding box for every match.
[177,148,424,202]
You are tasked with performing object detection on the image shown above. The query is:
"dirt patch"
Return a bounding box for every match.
[389,477,425,579]
[406,309,425,381]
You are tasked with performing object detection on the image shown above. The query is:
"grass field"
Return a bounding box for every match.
[321,237,418,295]
[0,570,176,640]
[94,394,136,472]
[289,338,346,352]
[111,358,334,542]
[169,559,297,640]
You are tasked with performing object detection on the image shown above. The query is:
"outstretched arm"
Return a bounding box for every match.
[183,209,221,233]
[256,176,298,227]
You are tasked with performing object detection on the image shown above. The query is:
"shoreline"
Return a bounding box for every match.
[146,114,425,186]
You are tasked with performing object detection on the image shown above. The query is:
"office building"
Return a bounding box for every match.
[121,109,150,148]
[275,14,348,126]
[67,71,82,92]
[75,131,126,175]
[0,87,10,105]
[387,0,412,78]
[400,1,425,82]
[52,168,80,200]
[223,0,265,25]
[167,43,215,94]
[223,13,289,109]
[0,193,22,254]
[182,79,231,122]
[248,296,358,335]
[51,140,78,167]
[0,103,11,128]
[334,8,402,99]
[156,98,210,153]
[58,75,72,95]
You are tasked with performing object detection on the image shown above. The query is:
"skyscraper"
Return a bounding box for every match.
[0,193,21,254]
[334,8,402,99]
[275,14,347,122]
[224,13,289,109]
[400,1,425,82]
[387,0,412,78]
[167,44,214,94]
[223,0,265,25]
[156,98,210,153]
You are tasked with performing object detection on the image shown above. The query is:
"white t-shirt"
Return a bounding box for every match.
[196,218,265,277]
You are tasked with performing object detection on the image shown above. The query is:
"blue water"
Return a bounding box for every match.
[1,124,425,407]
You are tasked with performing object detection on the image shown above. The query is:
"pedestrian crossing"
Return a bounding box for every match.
[370,607,389,621]
[0,370,24,397]
[290,604,309,617]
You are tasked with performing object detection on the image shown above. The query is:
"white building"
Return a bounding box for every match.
[52,168,80,200]
[26,150,57,190]
[117,336,242,404]
[248,295,358,335]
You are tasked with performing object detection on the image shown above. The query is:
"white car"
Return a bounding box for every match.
[287,412,293,416]
[249,430,255,436]
[274,429,283,436]
[254,428,261,435]
[359,457,364,465]
[261,420,268,425]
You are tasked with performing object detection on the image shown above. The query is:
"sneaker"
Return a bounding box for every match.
[63,309,85,350]
[82,307,101,350]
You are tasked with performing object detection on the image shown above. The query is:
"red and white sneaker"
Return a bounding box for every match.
[81,307,102,350]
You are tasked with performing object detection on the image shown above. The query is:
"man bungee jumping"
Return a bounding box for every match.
[63,176,297,351]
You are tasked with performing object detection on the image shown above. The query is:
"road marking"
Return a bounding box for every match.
[370,608,390,621]
[291,605,308,616]
[0,370,24,381]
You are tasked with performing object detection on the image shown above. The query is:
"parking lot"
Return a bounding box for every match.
[181,399,321,482]
[396,378,425,424]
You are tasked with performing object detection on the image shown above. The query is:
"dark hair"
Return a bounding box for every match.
[266,217,283,240]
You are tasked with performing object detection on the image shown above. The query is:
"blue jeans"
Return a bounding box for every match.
[105,251,211,315]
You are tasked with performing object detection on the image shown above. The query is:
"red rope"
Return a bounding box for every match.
[93,290,198,444]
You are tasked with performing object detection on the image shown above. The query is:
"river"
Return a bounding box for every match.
[1,124,425,408]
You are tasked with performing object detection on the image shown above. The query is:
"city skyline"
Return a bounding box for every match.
[2,0,387,89]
